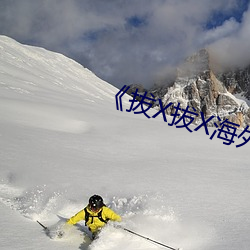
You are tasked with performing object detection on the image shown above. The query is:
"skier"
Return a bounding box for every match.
[66,194,121,239]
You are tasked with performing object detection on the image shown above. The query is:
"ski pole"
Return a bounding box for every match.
[37,220,48,231]
[122,227,180,250]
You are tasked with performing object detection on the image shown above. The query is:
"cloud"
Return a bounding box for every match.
[209,4,250,69]
[0,0,249,88]
[200,18,240,45]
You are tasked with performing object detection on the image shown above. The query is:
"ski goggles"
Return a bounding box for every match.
[89,205,101,212]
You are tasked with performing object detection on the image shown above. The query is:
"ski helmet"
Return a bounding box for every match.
[89,195,104,210]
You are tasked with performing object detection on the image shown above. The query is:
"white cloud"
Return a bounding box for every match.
[200,18,240,45]
[209,5,250,69]
[0,0,249,87]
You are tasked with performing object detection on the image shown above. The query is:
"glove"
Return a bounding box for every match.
[55,223,71,238]
[56,230,64,238]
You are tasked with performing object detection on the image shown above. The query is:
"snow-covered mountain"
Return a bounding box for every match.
[0,36,250,250]
[130,49,250,128]
[163,49,250,127]
[0,35,124,133]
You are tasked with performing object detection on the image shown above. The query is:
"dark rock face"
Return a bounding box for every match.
[126,84,146,96]
[161,49,250,127]
[218,66,250,99]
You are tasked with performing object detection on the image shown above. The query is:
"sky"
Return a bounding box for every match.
[0,0,249,88]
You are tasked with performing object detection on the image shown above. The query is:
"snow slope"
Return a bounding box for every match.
[0,36,250,250]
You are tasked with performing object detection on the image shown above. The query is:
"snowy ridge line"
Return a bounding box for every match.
[0,35,118,104]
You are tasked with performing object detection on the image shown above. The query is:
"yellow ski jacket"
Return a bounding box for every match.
[67,206,121,233]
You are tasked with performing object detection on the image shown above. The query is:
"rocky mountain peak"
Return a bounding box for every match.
[162,49,250,128]
[128,48,250,128]
[177,48,210,79]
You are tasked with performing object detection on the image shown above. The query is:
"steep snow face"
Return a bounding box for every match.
[0,36,120,105]
[0,36,117,102]
[0,36,250,250]
[0,35,124,133]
